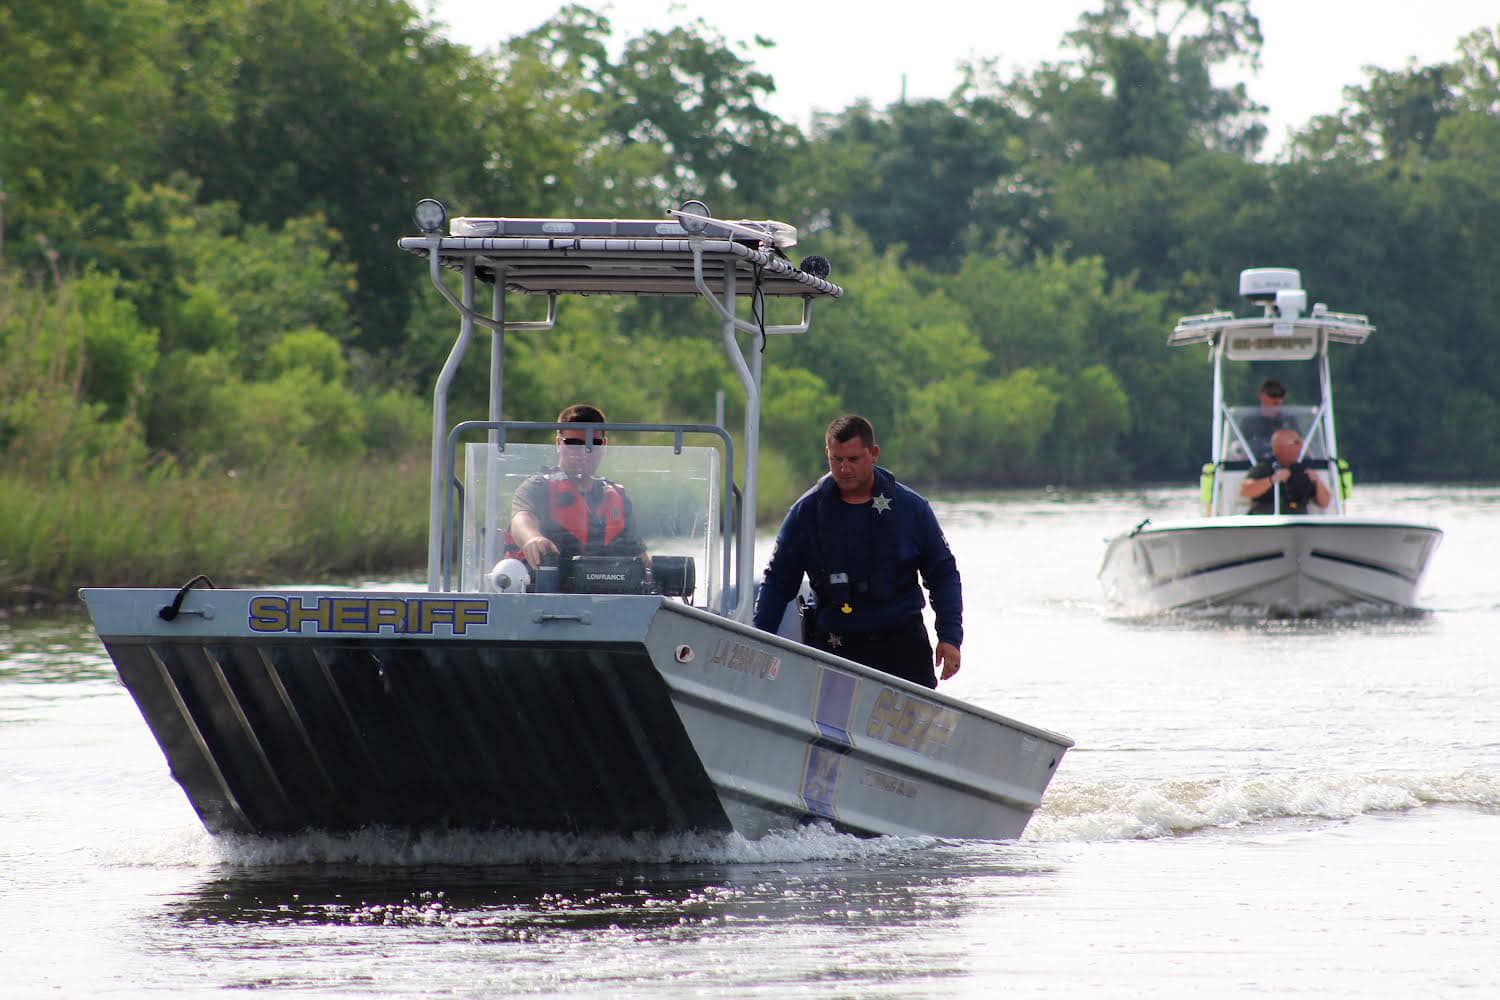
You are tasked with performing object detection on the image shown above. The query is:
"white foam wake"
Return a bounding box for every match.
[208,821,937,867]
[1024,768,1500,842]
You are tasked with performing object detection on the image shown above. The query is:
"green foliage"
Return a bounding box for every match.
[1036,364,1133,482]
[0,271,151,478]
[151,0,509,352]
[71,271,160,420]
[4,0,1500,606]
[361,389,430,456]
[105,181,357,366]
[268,328,349,382]
[884,369,1051,485]
[0,0,176,260]
[775,233,986,442]
[0,455,429,604]
[808,97,1023,267]
[761,367,838,482]
[1010,0,1266,167]
[495,6,802,217]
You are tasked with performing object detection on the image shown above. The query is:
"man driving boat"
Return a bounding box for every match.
[1240,428,1331,515]
[508,404,647,579]
[1239,378,1299,462]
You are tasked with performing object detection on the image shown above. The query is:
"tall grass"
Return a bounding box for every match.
[0,453,430,607]
[0,442,820,610]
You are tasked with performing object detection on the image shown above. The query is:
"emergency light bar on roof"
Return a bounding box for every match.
[449,215,799,250]
[397,208,836,299]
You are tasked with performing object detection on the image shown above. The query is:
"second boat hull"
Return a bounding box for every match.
[1098,516,1442,615]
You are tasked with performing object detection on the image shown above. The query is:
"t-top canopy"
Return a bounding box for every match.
[1168,266,1374,353]
[1167,310,1374,354]
[397,212,841,298]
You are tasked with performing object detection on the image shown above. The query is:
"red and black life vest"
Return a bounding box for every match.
[504,474,629,556]
[545,476,629,548]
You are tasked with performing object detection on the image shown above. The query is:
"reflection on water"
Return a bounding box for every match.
[166,838,1058,934]
[0,608,114,684]
[1104,603,1437,633]
[124,841,1064,996]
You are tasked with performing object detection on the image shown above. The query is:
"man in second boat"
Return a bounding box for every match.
[1240,428,1331,515]
[1240,378,1299,462]
[508,403,648,591]
[751,414,962,689]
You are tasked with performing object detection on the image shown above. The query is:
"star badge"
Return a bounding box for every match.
[827,633,843,649]
[872,493,892,514]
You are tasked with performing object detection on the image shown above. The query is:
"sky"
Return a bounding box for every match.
[429,1,1495,156]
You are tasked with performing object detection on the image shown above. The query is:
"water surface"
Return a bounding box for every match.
[3,484,1496,996]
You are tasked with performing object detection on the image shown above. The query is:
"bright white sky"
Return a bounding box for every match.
[430,1,1494,157]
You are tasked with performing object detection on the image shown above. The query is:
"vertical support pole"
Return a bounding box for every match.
[709,267,756,623]
[715,387,730,615]
[427,256,475,591]
[483,275,508,574]
[746,306,765,621]
[1318,330,1343,513]
[1209,338,1226,515]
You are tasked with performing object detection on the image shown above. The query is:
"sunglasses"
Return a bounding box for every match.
[559,437,603,447]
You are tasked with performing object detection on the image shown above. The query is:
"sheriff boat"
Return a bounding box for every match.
[1099,267,1442,615]
[81,200,1072,840]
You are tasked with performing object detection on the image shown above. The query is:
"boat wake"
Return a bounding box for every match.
[1110,601,1433,628]
[202,822,938,868]
[1024,768,1500,842]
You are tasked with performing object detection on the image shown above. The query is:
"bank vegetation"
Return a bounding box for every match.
[4,0,1498,603]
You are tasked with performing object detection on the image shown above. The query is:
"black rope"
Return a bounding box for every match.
[158,574,216,621]
[751,263,768,353]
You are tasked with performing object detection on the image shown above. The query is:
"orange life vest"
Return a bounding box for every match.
[546,476,628,548]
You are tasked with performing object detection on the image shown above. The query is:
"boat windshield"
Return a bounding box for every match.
[1223,404,1327,463]
[458,441,724,606]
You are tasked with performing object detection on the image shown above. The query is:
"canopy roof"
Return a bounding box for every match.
[1168,311,1374,357]
[397,219,842,298]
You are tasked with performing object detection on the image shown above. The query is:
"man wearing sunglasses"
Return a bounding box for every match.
[508,403,646,578]
[751,414,962,689]
[1241,378,1298,462]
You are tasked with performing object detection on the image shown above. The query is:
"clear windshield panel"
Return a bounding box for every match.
[459,441,724,607]
[1222,404,1327,462]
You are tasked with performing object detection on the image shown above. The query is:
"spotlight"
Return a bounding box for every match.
[676,200,711,234]
[413,198,447,234]
[799,255,831,278]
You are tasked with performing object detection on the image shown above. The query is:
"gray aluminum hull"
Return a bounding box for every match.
[82,587,1071,841]
[1098,516,1443,615]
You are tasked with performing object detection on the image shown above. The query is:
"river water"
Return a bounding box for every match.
[3,484,1497,997]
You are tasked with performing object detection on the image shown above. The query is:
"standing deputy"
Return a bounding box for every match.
[751,414,962,688]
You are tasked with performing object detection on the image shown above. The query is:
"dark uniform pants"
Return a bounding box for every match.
[810,615,937,689]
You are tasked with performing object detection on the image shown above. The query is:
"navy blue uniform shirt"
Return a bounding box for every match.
[751,467,963,648]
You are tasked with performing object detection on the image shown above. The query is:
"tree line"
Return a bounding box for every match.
[5,0,1499,496]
